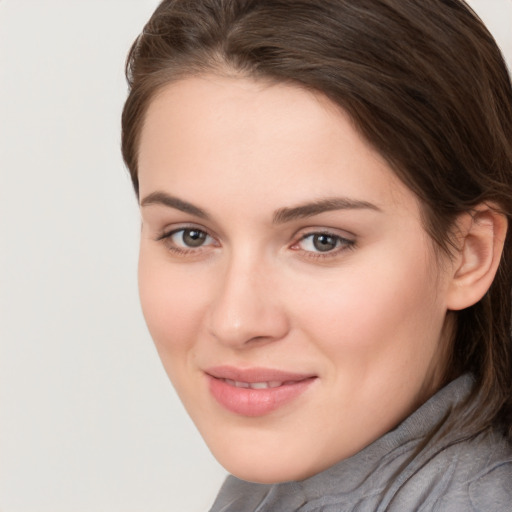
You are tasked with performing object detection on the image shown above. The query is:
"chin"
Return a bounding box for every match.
[212,444,330,484]
[225,464,309,485]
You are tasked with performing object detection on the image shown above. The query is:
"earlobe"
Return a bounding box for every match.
[446,204,507,311]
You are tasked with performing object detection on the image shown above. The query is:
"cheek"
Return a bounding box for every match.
[294,244,444,364]
[138,254,207,358]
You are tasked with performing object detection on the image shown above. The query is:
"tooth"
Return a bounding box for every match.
[250,382,269,389]
[223,379,285,389]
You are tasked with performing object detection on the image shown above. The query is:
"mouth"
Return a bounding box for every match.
[205,366,317,417]
[222,379,290,389]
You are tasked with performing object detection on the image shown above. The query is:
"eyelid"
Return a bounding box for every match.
[291,226,356,244]
[156,223,214,241]
[156,223,220,255]
[290,227,356,258]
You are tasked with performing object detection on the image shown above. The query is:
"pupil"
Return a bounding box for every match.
[183,229,206,247]
[313,234,337,252]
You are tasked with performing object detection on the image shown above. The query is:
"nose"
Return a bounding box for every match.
[207,253,290,348]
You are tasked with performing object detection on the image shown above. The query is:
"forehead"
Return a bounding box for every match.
[138,75,419,218]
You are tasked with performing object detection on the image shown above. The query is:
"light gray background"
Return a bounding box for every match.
[0,1,510,511]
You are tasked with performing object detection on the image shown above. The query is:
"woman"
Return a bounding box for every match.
[122,0,512,510]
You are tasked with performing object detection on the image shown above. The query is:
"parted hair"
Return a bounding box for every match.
[122,0,512,439]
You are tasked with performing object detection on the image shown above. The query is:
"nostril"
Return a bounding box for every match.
[206,262,290,347]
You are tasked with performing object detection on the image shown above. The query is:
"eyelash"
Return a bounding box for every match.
[292,232,356,260]
[156,226,218,256]
[156,226,355,260]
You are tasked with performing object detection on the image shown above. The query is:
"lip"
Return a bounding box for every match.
[205,366,317,417]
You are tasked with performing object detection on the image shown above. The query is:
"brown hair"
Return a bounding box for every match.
[122,0,512,438]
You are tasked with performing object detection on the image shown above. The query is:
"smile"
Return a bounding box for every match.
[224,379,286,389]
[205,367,317,417]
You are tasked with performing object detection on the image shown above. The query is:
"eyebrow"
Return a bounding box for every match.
[272,197,381,224]
[140,191,209,219]
[140,191,380,223]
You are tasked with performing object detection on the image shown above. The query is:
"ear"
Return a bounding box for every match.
[446,203,507,311]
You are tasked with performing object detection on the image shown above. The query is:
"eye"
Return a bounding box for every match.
[157,227,217,253]
[295,232,355,254]
[171,228,211,248]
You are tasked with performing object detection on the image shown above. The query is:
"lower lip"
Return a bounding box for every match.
[207,376,316,417]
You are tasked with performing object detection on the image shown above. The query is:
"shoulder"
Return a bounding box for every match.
[467,461,512,512]
[387,428,512,512]
[453,430,512,511]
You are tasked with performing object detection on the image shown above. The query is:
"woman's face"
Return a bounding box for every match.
[137,76,454,483]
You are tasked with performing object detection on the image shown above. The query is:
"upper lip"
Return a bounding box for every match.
[205,365,316,383]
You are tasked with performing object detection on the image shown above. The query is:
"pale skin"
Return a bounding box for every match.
[137,75,506,483]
